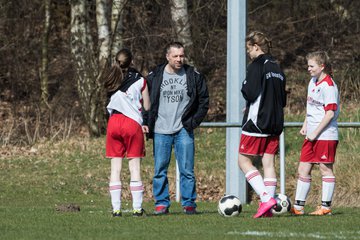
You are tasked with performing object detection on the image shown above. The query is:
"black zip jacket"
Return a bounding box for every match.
[107,67,143,98]
[241,54,286,136]
[143,63,209,139]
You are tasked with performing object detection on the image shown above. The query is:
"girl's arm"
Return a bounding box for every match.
[306,110,335,141]
[142,84,150,111]
[141,84,150,133]
[299,118,307,136]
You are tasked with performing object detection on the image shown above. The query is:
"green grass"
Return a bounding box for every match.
[1,201,360,240]
[1,106,360,239]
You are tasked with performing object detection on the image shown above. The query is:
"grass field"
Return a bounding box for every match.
[1,105,360,239]
[1,200,360,240]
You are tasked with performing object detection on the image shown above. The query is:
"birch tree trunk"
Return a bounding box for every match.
[96,0,110,64]
[40,0,51,108]
[70,0,125,136]
[110,0,126,58]
[70,0,102,136]
[96,0,111,103]
[170,0,194,64]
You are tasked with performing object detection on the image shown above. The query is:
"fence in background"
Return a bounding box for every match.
[175,121,360,202]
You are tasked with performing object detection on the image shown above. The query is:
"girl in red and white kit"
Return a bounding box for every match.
[104,49,150,217]
[292,51,340,216]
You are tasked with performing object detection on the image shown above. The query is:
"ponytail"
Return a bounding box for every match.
[103,48,133,94]
[246,31,272,54]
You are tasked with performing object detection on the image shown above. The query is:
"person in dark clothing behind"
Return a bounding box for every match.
[237,31,287,218]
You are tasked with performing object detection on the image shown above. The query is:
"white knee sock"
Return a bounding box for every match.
[245,170,271,203]
[109,181,122,211]
[130,181,144,210]
[294,175,311,209]
[264,178,277,197]
[322,176,335,209]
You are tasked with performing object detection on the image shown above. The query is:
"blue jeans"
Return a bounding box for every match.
[153,128,197,208]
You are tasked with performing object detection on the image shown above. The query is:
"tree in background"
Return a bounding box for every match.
[70,0,127,136]
[170,0,194,64]
[110,0,127,57]
[40,0,51,109]
[1,0,359,144]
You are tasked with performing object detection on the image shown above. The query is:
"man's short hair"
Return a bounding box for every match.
[165,41,184,54]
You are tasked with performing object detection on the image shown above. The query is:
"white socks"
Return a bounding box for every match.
[294,175,311,209]
[109,181,122,211]
[109,181,145,211]
[295,175,336,210]
[130,181,144,210]
[264,178,277,198]
[322,176,335,209]
[246,170,271,203]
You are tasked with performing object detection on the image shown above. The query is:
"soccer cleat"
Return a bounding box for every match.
[112,210,122,217]
[253,197,277,218]
[290,207,304,215]
[262,209,273,218]
[258,202,273,218]
[309,206,332,216]
[183,206,197,215]
[154,205,169,215]
[133,208,146,217]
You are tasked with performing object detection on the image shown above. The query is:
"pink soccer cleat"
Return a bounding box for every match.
[253,197,277,218]
[262,209,273,218]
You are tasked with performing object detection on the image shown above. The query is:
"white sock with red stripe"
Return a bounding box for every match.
[322,176,335,209]
[130,181,144,210]
[245,170,271,203]
[264,178,277,197]
[294,175,311,210]
[109,181,122,211]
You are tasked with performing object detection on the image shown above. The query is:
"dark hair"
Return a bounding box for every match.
[115,48,132,68]
[165,41,185,54]
[306,51,333,77]
[104,48,133,93]
[246,31,272,54]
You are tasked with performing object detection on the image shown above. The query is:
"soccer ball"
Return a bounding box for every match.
[218,195,242,217]
[271,193,291,215]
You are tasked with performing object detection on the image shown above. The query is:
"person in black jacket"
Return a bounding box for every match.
[238,31,287,218]
[143,42,209,215]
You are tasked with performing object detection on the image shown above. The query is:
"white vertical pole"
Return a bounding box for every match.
[175,0,248,203]
[226,0,247,203]
[279,131,286,194]
[175,160,181,202]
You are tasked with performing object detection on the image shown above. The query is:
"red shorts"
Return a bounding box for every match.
[238,134,279,156]
[106,114,145,158]
[300,139,338,163]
